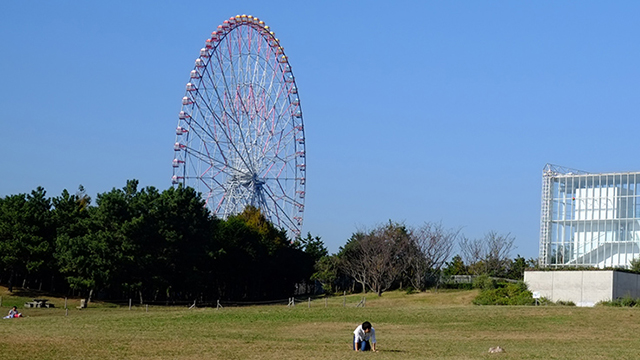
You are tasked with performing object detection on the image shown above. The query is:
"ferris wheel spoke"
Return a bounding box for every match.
[215,47,259,173]
[233,60,271,171]
[262,182,299,229]
[190,74,237,151]
[187,106,218,145]
[221,34,245,125]
[261,127,295,158]
[183,145,246,177]
[198,173,230,196]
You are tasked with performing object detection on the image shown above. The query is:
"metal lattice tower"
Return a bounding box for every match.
[539,168,552,266]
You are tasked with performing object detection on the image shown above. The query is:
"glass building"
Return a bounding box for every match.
[540,164,640,268]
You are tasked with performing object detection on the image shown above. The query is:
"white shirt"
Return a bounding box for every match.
[353,324,376,343]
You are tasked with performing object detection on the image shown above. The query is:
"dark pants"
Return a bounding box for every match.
[353,336,371,351]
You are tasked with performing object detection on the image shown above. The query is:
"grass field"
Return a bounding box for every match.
[1,287,639,359]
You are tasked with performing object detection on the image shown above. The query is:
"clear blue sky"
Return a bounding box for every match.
[2,1,640,258]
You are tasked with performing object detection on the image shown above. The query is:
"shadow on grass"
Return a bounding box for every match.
[10,288,52,298]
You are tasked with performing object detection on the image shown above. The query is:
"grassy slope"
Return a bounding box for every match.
[0,286,114,309]
[0,288,639,359]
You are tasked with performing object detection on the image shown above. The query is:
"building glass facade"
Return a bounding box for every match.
[540,164,640,268]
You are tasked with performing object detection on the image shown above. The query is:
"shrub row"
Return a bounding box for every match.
[472,280,535,305]
[598,296,640,307]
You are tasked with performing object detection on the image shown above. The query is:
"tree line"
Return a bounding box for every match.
[0,181,325,303]
[1,181,535,302]
[312,222,536,295]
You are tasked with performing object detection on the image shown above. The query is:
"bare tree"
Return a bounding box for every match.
[459,236,484,273]
[460,231,515,276]
[409,222,460,289]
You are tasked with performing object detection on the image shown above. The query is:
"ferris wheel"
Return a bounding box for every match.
[172,14,306,236]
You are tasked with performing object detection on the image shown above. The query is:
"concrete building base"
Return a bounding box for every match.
[524,270,640,307]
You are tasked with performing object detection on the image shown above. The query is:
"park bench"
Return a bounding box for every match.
[24,299,55,308]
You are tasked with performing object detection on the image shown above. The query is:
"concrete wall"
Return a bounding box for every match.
[582,271,613,306]
[613,271,640,299]
[523,271,636,307]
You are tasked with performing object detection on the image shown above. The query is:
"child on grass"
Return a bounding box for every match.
[353,321,377,352]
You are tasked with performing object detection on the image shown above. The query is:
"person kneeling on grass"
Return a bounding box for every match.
[353,321,377,352]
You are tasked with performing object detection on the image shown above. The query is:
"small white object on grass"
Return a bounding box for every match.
[488,346,504,353]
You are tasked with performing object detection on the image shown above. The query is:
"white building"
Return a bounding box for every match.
[539,164,640,268]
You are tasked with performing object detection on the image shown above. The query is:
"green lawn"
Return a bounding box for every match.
[0,288,638,359]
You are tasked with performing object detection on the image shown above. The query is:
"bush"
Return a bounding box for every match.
[537,297,555,306]
[598,299,622,307]
[621,295,637,307]
[555,300,576,306]
[472,274,496,291]
[472,281,534,306]
[597,296,640,307]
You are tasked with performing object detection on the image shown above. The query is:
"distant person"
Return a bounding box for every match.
[4,306,22,319]
[353,321,377,352]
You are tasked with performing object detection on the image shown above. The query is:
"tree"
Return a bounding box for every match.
[460,231,515,277]
[505,255,527,280]
[22,187,56,286]
[294,232,328,262]
[408,222,459,289]
[2,180,332,302]
[212,206,312,301]
[55,183,134,301]
[51,186,92,293]
[122,184,216,302]
[340,222,413,296]
[526,257,539,270]
[442,255,468,276]
[0,193,28,291]
[235,205,288,254]
[337,232,369,293]
[312,255,339,293]
[459,236,483,275]
[0,187,55,292]
[293,233,329,294]
[150,184,216,300]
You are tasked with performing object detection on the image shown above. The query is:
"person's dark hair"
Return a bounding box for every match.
[362,321,372,330]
